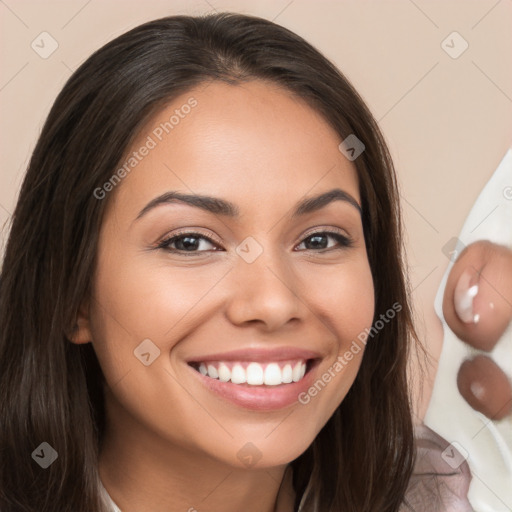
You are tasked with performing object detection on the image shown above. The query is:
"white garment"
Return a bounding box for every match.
[99,479,121,512]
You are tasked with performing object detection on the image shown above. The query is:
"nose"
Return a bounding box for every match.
[224,245,303,331]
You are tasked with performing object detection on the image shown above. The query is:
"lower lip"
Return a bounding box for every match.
[188,360,319,411]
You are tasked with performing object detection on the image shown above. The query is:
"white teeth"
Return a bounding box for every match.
[194,360,308,386]
[218,363,230,382]
[231,364,247,384]
[264,363,282,386]
[207,364,218,379]
[246,362,264,385]
[292,361,304,382]
[282,364,293,383]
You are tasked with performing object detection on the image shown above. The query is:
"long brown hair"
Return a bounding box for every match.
[0,12,418,511]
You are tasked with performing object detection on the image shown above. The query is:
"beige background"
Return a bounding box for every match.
[1,0,511,419]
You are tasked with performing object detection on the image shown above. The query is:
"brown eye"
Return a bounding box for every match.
[296,231,353,251]
[457,355,512,420]
[157,231,222,255]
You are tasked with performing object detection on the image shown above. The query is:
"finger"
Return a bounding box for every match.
[443,240,512,351]
[457,354,512,420]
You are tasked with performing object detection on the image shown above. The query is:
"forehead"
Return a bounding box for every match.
[110,80,360,219]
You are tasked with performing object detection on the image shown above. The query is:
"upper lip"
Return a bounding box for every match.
[186,347,322,363]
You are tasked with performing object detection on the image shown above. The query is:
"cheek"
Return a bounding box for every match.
[298,257,375,410]
[308,257,375,347]
[87,251,235,445]
[89,250,230,363]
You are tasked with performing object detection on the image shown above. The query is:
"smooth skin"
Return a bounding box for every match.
[71,80,375,512]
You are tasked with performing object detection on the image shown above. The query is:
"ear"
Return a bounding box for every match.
[68,297,93,345]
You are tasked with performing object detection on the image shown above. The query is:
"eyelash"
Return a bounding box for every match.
[156,229,354,256]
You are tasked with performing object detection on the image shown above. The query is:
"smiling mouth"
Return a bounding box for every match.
[188,358,318,386]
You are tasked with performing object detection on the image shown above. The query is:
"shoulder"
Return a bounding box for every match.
[400,423,473,512]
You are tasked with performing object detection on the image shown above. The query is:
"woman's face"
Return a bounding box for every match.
[81,80,375,468]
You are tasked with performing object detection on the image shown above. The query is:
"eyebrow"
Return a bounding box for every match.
[134,187,362,223]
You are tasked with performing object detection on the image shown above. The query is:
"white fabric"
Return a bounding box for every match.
[99,479,122,512]
[424,148,512,511]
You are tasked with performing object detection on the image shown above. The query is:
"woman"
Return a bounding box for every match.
[0,12,476,512]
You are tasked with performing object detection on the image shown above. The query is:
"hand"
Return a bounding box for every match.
[442,240,512,420]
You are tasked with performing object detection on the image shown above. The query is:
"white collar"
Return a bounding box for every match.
[98,479,122,512]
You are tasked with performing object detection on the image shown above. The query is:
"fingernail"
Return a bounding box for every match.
[454,269,480,323]
[470,381,486,401]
